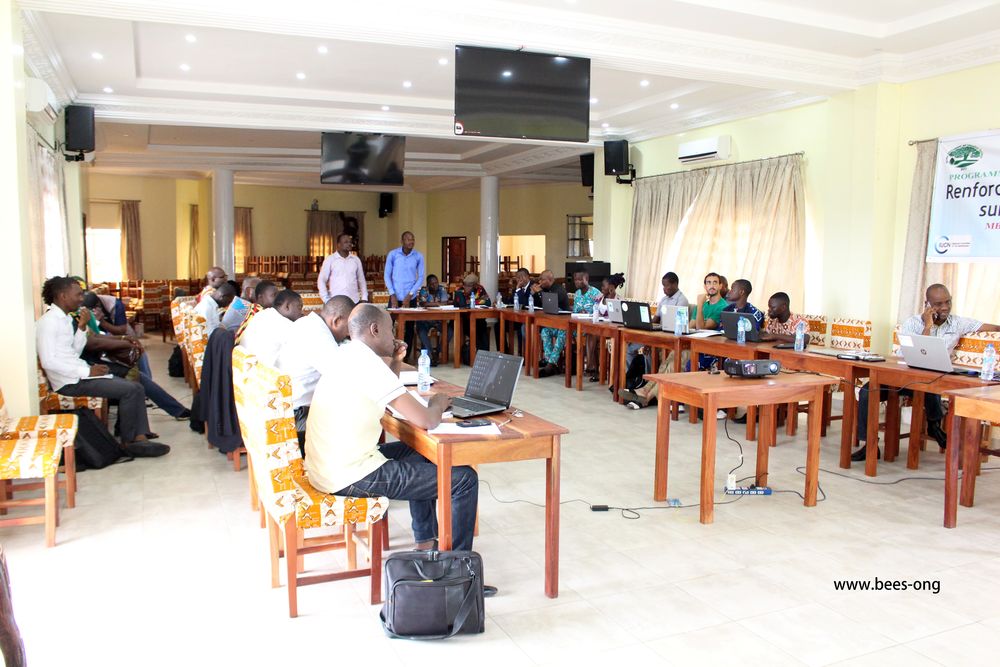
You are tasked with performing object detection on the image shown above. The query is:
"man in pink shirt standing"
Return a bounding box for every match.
[317,233,368,304]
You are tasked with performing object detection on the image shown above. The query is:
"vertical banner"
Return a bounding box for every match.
[927,130,1000,262]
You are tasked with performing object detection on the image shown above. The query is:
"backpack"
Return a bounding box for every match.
[625,352,648,391]
[168,345,184,377]
[66,408,130,470]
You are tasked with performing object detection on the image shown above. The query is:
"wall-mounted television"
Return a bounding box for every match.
[320,132,405,186]
[454,45,591,143]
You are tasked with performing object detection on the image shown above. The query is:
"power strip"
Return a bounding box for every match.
[724,487,773,496]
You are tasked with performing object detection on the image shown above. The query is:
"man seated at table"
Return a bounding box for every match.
[415,274,452,366]
[502,268,534,355]
[572,271,603,382]
[305,304,483,561]
[238,289,304,365]
[276,295,355,447]
[193,282,236,336]
[759,292,809,343]
[221,276,260,333]
[852,283,1000,461]
[531,270,570,377]
[453,273,492,354]
[235,280,278,343]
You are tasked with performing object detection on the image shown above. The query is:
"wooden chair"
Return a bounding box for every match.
[141,282,170,339]
[0,388,78,547]
[231,349,387,617]
[0,546,26,667]
[299,292,324,313]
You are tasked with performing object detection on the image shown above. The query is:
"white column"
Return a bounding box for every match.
[211,168,235,275]
[479,175,499,297]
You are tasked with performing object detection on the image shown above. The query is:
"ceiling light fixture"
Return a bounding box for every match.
[640,79,650,87]
[296,72,306,80]
[670,102,679,110]
[402,80,412,88]
[438,57,448,65]
[185,34,196,43]
[179,63,190,72]
[590,97,598,104]
[502,70,512,78]
[91,52,103,60]
[317,45,328,54]
[102,86,114,93]
[381,105,390,111]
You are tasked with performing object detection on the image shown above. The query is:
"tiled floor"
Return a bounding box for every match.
[5,338,1000,666]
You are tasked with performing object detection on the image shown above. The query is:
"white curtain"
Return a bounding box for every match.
[26,127,70,313]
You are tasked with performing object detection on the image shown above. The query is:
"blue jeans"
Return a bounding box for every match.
[416,321,453,357]
[137,355,188,417]
[335,442,479,551]
[856,383,944,442]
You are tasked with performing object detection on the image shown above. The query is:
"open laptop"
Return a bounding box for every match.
[720,311,762,342]
[541,292,572,315]
[605,298,624,324]
[621,300,654,330]
[898,333,954,373]
[450,351,524,418]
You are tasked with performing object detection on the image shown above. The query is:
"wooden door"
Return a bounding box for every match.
[442,236,466,284]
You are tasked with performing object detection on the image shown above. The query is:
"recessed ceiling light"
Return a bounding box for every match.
[438,57,448,65]
[590,97,598,104]
[502,70,512,78]
[670,102,679,110]
[102,86,114,93]
[91,52,104,60]
[317,45,328,54]
[185,34,196,43]
[381,105,390,111]
[179,63,190,72]
[554,56,567,63]
[402,80,412,88]
[296,72,306,80]
[601,122,609,128]
[640,79,650,87]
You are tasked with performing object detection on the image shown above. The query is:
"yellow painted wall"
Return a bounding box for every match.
[175,179,199,279]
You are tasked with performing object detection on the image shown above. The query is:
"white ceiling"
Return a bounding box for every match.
[20,0,1000,191]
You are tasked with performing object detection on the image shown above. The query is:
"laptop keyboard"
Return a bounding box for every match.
[452,396,495,412]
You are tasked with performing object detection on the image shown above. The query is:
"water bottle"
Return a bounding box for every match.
[417,349,431,393]
[528,294,535,313]
[513,292,520,311]
[675,306,688,334]
[496,292,503,309]
[736,317,747,344]
[794,320,806,352]
[981,344,996,382]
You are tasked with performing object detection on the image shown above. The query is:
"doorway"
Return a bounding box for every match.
[442,236,467,284]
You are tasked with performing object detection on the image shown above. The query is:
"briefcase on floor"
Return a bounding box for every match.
[380,550,485,639]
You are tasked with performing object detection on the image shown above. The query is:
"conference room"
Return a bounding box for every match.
[3,1,1000,664]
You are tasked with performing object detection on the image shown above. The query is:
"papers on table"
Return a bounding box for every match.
[386,390,452,421]
[428,422,502,436]
[435,305,457,310]
[683,330,724,338]
[400,371,436,386]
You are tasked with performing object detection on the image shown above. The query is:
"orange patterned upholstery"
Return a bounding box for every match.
[953,331,1000,370]
[802,314,828,347]
[37,368,105,416]
[290,279,316,292]
[830,318,872,351]
[299,292,324,313]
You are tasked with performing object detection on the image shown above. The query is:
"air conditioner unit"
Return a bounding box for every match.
[25,77,59,123]
[678,135,731,164]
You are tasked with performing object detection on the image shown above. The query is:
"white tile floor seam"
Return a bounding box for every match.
[4,338,1000,666]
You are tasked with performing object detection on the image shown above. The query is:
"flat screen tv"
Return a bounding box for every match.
[454,45,590,143]
[320,133,405,186]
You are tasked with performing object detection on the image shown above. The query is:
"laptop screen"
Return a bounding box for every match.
[465,351,523,405]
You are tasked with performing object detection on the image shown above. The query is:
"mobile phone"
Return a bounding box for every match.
[457,419,491,427]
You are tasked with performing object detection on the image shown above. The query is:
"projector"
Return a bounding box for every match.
[723,359,781,378]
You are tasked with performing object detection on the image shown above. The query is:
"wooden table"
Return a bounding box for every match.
[387,307,462,368]
[575,319,621,391]
[498,308,536,376]
[686,336,772,438]
[943,385,1000,527]
[530,312,575,388]
[616,327,684,413]
[466,307,499,367]
[381,379,568,597]
[645,370,837,524]
[863,361,988,477]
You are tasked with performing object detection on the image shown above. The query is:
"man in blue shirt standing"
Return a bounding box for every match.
[385,230,425,348]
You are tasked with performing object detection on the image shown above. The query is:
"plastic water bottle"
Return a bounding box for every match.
[417,349,431,393]
[496,292,503,309]
[513,292,520,311]
[981,344,996,382]
[736,317,748,344]
[675,306,688,334]
[794,320,806,352]
[528,294,535,313]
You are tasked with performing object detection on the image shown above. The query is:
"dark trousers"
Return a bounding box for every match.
[857,383,944,442]
[396,297,417,345]
[294,405,310,457]
[460,314,491,352]
[335,442,479,551]
[58,376,150,444]
[136,355,187,417]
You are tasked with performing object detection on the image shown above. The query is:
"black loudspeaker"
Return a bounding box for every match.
[603,140,629,175]
[378,192,394,218]
[65,105,95,153]
[580,153,594,187]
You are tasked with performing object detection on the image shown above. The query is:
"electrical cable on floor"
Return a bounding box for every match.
[798,465,1000,485]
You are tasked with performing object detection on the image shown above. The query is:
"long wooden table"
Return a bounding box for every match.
[943,385,1000,528]
[575,318,620,391]
[498,308,535,375]
[645,370,837,524]
[380,379,568,597]
[387,307,462,368]
[616,327,685,413]
[467,307,499,367]
[530,312,575,388]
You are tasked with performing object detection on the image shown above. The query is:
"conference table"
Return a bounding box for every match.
[574,318,621,391]
[380,376,568,597]
[498,307,535,375]
[530,312,575,388]
[466,307,499,367]
[943,385,1000,528]
[616,327,684,413]
[387,306,463,368]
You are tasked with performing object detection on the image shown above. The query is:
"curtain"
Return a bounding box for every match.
[307,210,365,256]
[119,200,143,280]
[628,154,806,310]
[899,141,1000,325]
[188,204,200,279]
[25,127,70,314]
[234,206,253,273]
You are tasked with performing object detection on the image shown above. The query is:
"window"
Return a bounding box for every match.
[85,228,123,283]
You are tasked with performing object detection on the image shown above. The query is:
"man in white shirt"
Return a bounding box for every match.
[318,233,368,303]
[237,289,303,365]
[193,283,236,336]
[305,304,480,553]
[36,277,169,457]
[276,295,355,441]
[198,266,228,302]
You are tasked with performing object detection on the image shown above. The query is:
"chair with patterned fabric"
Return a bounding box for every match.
[802,314,828,347]
[232,351,387,618]
[140,282,170,340]
[299,292,324,313]
[830,318,872,351]
[37,367,107,428]
[0,387,78,546]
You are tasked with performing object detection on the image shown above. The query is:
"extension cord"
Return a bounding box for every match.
[723,487,772,495]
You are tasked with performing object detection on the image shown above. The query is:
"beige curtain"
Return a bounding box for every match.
[25,127,70,315]
[631,154,806,310]
[234,206,253,273]
[119,200,143,280]
[899,140,1000,325]
[307,210,365,256]
[188,205,199,279]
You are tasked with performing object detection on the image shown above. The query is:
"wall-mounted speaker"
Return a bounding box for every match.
[603,139,629,175]
[65,105,95,153]
[580,153,594,187]
[378,192,394,218]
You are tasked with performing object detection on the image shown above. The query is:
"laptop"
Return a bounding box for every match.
[605,298,624,324]
[720,311,762,342]
[541,292,572,315]
[898,333,954,373]
[621,300,654,330]
[449,351,524,418]
[659,304,688,332]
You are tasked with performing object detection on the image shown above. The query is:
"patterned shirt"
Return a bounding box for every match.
[417,285,450,305]
[722,302,765,330]
[766,313,809,337]
[235,303,263,344]
[573,286,602,314]
[453,285,491,308]
[901,314,982,352]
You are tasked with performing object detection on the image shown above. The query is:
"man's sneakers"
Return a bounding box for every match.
[850,443,880,462]
[483,585,498,598]
[538,363,558,378]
